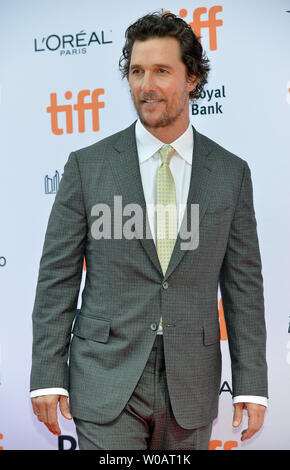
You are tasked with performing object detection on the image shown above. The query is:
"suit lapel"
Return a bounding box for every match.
[108,122,215,279]
[165,127,216,278]
[108,122,163,275]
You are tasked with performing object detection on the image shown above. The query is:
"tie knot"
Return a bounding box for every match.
[159,145,174,165]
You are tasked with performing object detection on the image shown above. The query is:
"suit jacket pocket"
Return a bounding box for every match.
[72,314,110,343]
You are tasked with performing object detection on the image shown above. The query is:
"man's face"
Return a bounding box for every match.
[128,36,195,133]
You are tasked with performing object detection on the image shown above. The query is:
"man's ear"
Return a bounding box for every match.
[187,74,198,93]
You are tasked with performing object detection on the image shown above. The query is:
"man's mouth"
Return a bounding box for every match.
[142,99,163,104]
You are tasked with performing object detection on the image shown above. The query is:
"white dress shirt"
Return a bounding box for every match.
[31,119,267,408]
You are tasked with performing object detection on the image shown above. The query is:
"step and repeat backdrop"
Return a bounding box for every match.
[0,0,289,450]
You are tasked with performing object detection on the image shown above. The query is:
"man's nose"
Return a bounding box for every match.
[141,72,155,94]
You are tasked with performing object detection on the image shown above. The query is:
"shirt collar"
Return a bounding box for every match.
[135,119,193,165]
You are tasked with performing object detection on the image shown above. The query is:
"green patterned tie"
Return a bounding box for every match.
[156,145,177,331]
[156,144,178,274]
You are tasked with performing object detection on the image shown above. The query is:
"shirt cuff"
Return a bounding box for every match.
[233,395,268,407]
[30,388,69,398]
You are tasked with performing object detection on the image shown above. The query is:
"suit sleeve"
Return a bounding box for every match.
[219,161,268,398]
[30,152,87,392]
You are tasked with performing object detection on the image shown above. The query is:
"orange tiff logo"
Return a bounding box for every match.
[165,6,223,50]
[209,440,238,450]
[218,298,227,340]
[47,89,105,135]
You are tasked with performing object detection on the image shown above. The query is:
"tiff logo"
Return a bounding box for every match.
[209,440,238,450]
[47,89,105,135]
[165,6,223,50]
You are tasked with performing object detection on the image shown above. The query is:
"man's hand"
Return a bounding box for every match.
[232,402,266,442]
[31,394,72,436]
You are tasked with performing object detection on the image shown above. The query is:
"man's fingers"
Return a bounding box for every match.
[35,399,48,423]
[59,396,72,420]
[46,400,62,435]
[232,402,244,427]
[232,403,266,442]
[241,404,266,442]
[45,422,61,436]
[31,395,62,435]
[241,414,259,441]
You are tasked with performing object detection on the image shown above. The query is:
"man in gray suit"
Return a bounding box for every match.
[30,12,268,450]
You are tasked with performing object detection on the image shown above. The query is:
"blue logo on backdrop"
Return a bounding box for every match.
[44,170,63,194]
[58,435,77,450]
[192,85,226,116]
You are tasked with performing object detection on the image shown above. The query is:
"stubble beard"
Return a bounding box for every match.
[133,87,189,130]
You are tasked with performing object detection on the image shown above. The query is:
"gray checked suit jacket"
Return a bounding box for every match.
[30,122,268,429]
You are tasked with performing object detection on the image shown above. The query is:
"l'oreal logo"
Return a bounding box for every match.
[34,29,113,56]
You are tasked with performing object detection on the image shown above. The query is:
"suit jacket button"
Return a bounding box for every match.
[150,323,157,331]
[162,281,169,289]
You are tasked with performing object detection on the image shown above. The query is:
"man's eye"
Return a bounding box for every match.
[158,69,167,73]
[132,69,142,74]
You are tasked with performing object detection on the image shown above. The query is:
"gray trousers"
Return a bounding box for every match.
[74,335,212,450]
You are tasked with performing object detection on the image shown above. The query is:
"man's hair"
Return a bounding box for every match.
[119,11,210,101]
